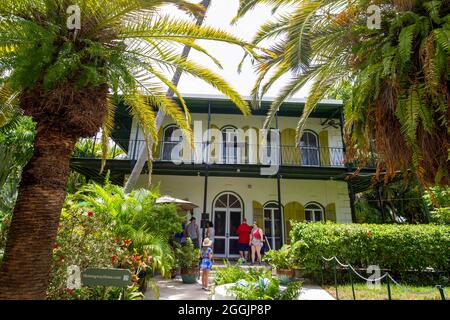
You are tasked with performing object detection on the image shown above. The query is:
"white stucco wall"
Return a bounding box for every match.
[128,174,352,225]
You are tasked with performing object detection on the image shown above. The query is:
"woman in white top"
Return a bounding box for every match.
[206,221,215,245]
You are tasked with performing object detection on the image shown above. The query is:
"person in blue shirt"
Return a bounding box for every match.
[200,238,213,290]
[174,219,187,244]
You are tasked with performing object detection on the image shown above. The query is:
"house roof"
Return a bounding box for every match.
[172,93,343,118]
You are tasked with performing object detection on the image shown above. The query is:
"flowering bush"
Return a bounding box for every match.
[45,181,183,299]
[47,203,128,299]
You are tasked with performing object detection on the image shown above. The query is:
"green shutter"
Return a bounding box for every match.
[284,202,305,243]
[281,128,300,165]
[209,124,220,162]
[319,130,330,166]
[325,203,337,222]
[253,201,264,231]
[153,127,163,160]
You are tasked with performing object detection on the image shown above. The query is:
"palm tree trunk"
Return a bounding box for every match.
[0,126,77,299]
[124,0,212,193]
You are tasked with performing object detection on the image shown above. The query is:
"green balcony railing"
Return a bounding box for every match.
[73,138,377,169]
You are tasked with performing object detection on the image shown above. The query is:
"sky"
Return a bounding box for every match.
[161,0,311,99]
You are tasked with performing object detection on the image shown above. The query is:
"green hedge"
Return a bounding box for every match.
[290,222,450,274]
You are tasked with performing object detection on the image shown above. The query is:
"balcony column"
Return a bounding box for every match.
[276,111,284,245]
[202,101,212,240]
[339,108,357,223]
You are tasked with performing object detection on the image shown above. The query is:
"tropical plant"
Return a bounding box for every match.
[263,245,297,270]
[228,277,302,300]
[354,177,429,224]
[214,261,271,285]
[234,0,450,186]
[0,116,35,213]
[66,171,90,194]
[174,238,200,270]
[0,0,254,298]
[355,199,385,224]
[70,181,180,278]
[73,137,126,159]
[424,186,450,224]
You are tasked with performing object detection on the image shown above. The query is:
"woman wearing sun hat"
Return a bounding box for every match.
[200,238,213,290]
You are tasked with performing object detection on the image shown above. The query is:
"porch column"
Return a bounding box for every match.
[276,112,284,244]
[347,178,357,223]
[202,101,212,240]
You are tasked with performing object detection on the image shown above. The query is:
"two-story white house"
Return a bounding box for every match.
[71,94,377,258]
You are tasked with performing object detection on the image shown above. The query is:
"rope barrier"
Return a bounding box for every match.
[322,256,447,300]
[387,274,447,296]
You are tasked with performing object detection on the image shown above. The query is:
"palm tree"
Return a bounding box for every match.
[0,0,253,299]
[234,0,450,186]
[124,0,212,193]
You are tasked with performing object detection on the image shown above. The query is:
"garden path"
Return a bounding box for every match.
[145,262,334,300]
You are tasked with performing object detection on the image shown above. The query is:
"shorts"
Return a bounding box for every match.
[238,243,250,252]
[251,238,263,247]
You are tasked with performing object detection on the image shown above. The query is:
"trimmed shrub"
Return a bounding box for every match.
[290,222,450,277]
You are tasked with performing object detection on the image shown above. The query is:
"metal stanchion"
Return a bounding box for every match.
[333,258,339,300]
[437,285,446,300]
[348,266,356,300]
[386,275,392,300]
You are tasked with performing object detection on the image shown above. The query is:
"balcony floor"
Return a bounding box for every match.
[70,158,377,193]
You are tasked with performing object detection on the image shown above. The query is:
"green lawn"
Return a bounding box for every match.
[323,284,446,300]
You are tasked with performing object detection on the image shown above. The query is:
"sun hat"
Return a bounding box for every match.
[202,238,213,247]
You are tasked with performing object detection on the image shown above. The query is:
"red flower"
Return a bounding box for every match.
[87,211,94,217]
[59,255,65,262]
[133,256,141,263]
[53,243,59,250]
[66,288,73,296]
[111,256,117,263]
[123,239,131,246]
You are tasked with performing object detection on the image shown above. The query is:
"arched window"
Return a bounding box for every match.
[304,203,324,222]
[221,126,239,164]
[263,202,283,250]
[161,125,181,161]
[300,130,320,166]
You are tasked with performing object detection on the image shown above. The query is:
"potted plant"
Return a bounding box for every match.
[263,245,297,285]
[174,238,201,284]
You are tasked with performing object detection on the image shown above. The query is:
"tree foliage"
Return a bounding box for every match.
[0,0,255,172]
[236,0,450,186]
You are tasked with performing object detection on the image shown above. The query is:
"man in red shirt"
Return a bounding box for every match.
[236,218,252,262]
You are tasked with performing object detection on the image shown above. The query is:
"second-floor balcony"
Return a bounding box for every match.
[73,138,359,168]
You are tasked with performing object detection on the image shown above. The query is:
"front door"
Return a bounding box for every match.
[213,193,242,258]
[263,202,283,250]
